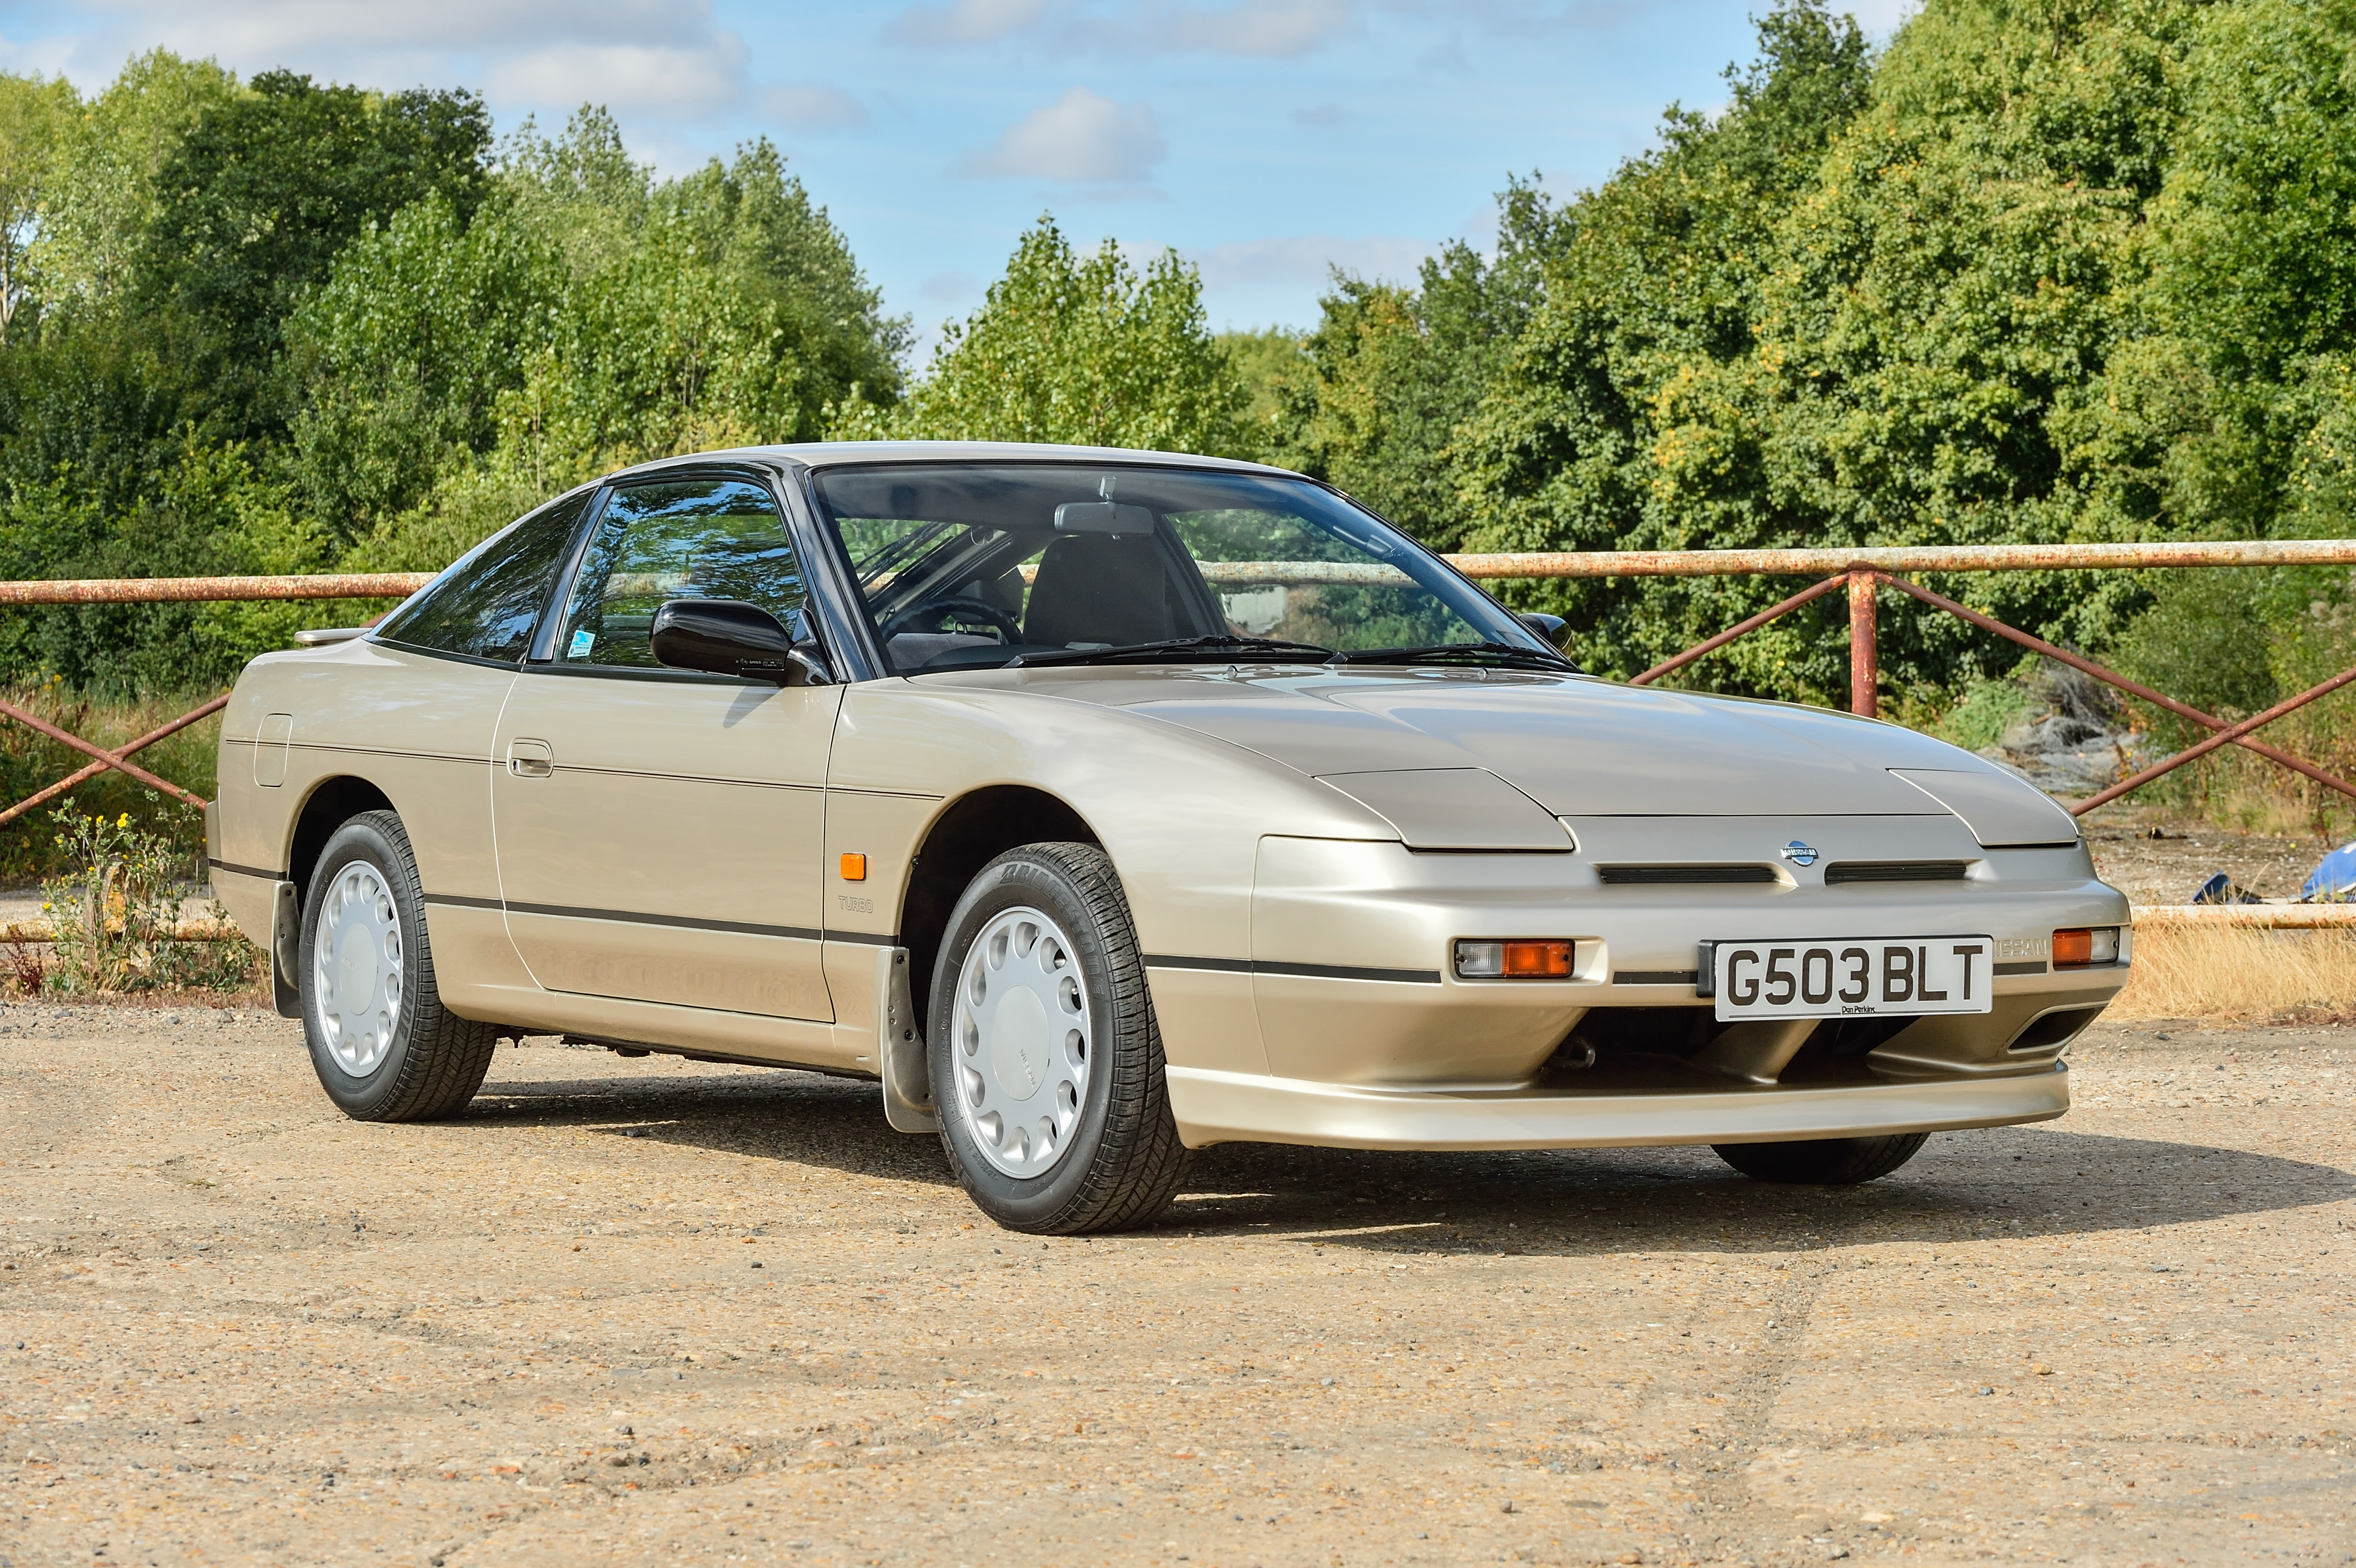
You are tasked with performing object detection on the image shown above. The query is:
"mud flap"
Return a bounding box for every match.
[270,880,301,1020]
[876,946,937,1132]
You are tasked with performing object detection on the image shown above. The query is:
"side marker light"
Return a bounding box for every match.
[1454,939,1575,979]
[840,852,868,882]
[2052,926,2119,968]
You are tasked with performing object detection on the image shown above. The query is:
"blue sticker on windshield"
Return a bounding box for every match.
[568,629,595,658]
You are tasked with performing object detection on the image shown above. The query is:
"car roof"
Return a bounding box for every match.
[600,440,1306,482]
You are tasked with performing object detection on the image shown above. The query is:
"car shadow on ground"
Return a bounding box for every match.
[462,1065,2353,1257]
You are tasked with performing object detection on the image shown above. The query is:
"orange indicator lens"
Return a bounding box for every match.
[1456,939,1578,979]
[2052,928,2092,967]
[1502,940,1575,978]
[840,852,868,882]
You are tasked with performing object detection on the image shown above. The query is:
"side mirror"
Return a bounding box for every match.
[1516,611,1568,648]
[650,599,833,686]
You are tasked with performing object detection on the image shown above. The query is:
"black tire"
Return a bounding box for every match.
[928,842,1184,1234]
[1711,1132,1930,1184]
[299,810,498,1122]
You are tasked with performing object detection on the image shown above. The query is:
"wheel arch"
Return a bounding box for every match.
[900,784,1101,1024]
[285,775,398,907]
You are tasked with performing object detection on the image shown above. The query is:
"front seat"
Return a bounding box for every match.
[1023,534,1176,647]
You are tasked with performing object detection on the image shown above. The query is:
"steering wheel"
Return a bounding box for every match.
[882,595,1025,644]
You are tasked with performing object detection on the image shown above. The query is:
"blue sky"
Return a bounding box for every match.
[3,1,1904,352]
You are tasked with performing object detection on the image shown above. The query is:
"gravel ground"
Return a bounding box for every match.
[2083,824,2337,907]
[2,1007,2351,1568]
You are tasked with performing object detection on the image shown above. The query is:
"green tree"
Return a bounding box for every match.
[844,215,1242,454]
[26,51,236,316]
[293,109,905,555]
[135,70,491,431]
[1257,177,1570,547]
[285,190,562,541]
[1449,0,1878,695]
[0,72,78,340]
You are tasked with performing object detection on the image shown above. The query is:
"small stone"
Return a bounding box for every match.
[1977,1386,1995,1396]
[2034,1363,2053,1376]
[1501,1499,1516,1513]
[751,1261,763,1269]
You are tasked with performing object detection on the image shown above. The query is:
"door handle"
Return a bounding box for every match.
[507,738,554,778]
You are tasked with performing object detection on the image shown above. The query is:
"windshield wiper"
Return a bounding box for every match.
[1009,634,1335,669]
[1329,641,1576,670]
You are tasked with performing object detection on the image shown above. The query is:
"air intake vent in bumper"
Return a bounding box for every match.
[1596,864,1778,885]
[1823,860,1970,884]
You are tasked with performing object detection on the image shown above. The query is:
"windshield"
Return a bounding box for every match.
[811,462,1557,675]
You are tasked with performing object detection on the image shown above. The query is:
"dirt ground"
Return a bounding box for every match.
[2080,816,2340,907]
[2,1007,2351,1568]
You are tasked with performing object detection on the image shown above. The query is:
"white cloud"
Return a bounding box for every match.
[958,87,1166,184]
[82,0,711,56]
[888,0,1058,47]
[885,0,1357,57]
[61,0,805,125]
[1841,0,1917,38]
[1130,0,1356,56]
[489,40,747,118]
[761,82,867,131]
[50,0,892,140]
[1186,232,1437,289]
[0,30,87,76]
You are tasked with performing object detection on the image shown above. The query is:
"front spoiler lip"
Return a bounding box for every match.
[1167,1061,2068,1151]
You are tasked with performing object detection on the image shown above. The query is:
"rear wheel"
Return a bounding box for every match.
[300,810,498,1122]
[929,842,1184,1234]
[1711,1132,1929,1184]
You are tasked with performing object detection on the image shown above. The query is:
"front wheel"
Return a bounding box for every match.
[1712,1132,1929,1184]
[929,842,1184,1234]
[300,810,499,1122]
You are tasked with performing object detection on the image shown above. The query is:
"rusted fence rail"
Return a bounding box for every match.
[1453,538,2356,819]
[0,573,434,830]
[3,540,2354,831]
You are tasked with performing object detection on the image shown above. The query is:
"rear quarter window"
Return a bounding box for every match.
[373,491,592,662]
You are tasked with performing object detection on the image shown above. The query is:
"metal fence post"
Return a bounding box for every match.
[1847,569,1877,718]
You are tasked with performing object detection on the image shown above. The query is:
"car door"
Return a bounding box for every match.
[490,473,841,1021]
[320,489,595,1014]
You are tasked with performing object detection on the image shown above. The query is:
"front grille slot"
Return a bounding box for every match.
[1823,860,1971,885]
[1596,864,1778,885]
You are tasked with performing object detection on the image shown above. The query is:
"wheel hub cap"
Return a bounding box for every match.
[952,906,1090,1179]
[314,862,403,1078]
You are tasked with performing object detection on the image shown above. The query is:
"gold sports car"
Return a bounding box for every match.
[208,443,2131,1232]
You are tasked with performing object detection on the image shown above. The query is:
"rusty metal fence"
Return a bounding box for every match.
[0,574,428,830]
[6,542,2356,833]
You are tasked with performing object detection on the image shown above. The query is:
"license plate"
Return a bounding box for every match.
[1709,936,1996,1021]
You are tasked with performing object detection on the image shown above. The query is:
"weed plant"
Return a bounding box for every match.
[32,797,255,994]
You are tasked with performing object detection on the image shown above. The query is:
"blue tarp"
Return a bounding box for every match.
[2192,871,2263,905]
[2301,841,2356,902]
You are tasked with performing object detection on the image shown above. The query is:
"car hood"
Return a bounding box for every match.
[965,665,2036,820]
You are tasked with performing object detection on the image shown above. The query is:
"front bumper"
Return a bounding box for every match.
[1233,830,2129,1088]
[1167,1060,2070,1151]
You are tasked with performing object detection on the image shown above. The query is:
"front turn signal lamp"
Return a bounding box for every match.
[2052,926,2121,968]
[1454,939,1576,980]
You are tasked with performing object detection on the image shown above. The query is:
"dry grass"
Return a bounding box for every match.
[2109,922,2356,1022]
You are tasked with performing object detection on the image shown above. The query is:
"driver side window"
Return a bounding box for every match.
[558,479,806,670]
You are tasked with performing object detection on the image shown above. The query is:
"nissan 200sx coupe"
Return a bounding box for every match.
[208,443,2130,1232]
